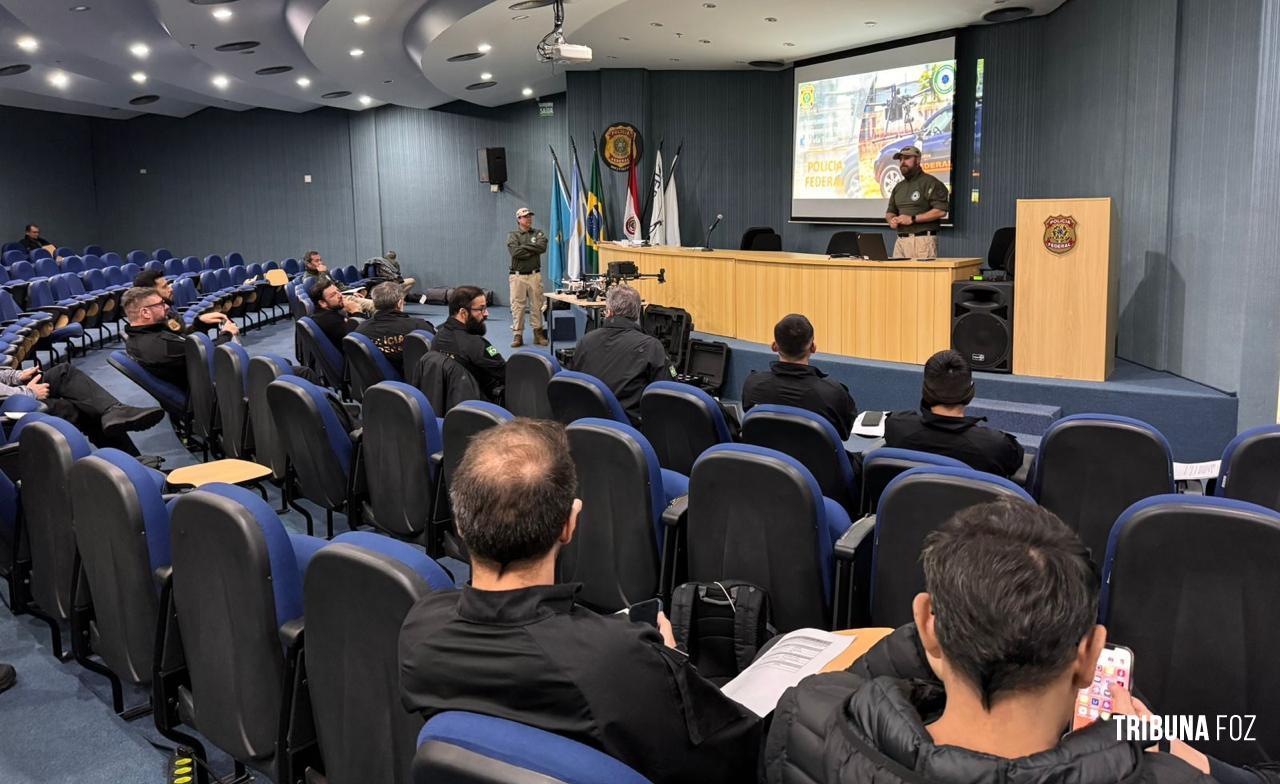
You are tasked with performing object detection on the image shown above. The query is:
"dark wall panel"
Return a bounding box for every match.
[92,107,358,264]
[0,106,98,250]
[373,95,565,295]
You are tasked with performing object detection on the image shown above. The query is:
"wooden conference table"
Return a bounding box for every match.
[599,243,981,365]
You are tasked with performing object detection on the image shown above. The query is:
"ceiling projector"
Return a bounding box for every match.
[551,43,593,64]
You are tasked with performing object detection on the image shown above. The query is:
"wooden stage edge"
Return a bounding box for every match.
[599,242,981,367]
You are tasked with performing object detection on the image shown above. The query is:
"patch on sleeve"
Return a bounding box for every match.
[485,345,499,357]
[669,366,677,378]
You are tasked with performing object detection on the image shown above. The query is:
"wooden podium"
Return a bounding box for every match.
[1013,197,1118,381]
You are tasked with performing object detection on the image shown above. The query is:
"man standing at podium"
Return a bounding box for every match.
[884,145,949,259]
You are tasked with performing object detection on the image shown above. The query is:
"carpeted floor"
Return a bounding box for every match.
[0,301,512,783]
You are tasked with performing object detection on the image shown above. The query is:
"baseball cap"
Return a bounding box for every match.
[516,207,534,218]
[893,145,923,160]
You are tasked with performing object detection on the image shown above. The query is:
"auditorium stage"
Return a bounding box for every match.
[706,330,1238,461]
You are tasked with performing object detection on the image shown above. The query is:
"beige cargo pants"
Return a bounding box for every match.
[509,271,544,332]
[892,234,939,260]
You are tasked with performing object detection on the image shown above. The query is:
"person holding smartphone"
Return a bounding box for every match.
[766,498,1213,784]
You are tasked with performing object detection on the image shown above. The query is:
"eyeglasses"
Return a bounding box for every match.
[141,301,167,312]
[467,305,489,313]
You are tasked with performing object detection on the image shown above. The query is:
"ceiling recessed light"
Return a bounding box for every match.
[0,64,31,77]
[480,72,493,80]
[129,42,149,58]
[669,58,681,62]
[699,39,711,44]
[212,8,232,20]
[618,36,630,41]
[353,14,371,25]
[447,52,485,62]
[650,22,664,27]
[255,65,293,75]
[466,81,497,90]
[296,76,311,87]
[129,95,158,106]
[478,43,492,53]
[16,36,38,53]
[521,87,533,96]
[358,95,372,106]
[48,71,68,88]
[383,79,392,84]
[512,15,529,21]
[702,2,716,6]
[509,0,555,9]
[865,20,877,27]
[764,17,778,22]
[321,90,352,99]
[349,48,364,57]
[211,74,229,89]
[607,55,618,60]
[131,71,147,84]
[783,42,796,46]
[70,5,91,11]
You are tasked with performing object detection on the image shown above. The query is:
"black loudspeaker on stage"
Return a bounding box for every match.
[951,281,1014,373]
[477,147,507,185]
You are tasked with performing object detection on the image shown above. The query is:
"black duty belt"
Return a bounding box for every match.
[898,231,938,237]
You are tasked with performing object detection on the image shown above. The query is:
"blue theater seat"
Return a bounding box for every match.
[547,370,629,425]
[686,443,852,632]
[361,381,443,541]
[305,532,455,784]
[559,418,687,612]
[640,380,733,476]
[1214,425,1280,512]
[742,403,858,515]
[504,349,560,420]
[343,331,402,402]
[413,712,651,784]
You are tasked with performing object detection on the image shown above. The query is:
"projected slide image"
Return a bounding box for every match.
[794,60,955,200]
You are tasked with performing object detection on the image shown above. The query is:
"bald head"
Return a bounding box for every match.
[450,419,577,570]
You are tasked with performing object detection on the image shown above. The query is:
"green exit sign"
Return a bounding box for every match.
[539,102,554,117]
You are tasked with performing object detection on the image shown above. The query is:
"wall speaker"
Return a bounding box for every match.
[951,280,1014,373]
[477,147,507,185]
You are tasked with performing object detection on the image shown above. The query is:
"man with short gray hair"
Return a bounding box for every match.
[354,281,435,374]
[569,285,673,425]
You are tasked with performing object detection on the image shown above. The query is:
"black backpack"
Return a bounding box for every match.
[668,580,775,686]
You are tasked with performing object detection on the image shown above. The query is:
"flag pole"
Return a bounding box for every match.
[549,144,568,189]
[568,136,589,194]
[667,139,684,179]
[641,138,663,223]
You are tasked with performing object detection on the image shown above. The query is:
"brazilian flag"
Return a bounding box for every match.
[584,151,607,275]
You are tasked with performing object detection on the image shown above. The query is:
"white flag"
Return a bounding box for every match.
[648,148,665,245]
[664,152,681,248]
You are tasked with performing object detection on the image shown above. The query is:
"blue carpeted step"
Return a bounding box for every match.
[967,398,1060,438]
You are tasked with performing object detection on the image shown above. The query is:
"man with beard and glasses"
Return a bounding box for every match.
[133,268,230,331]
[430,285,507,402]
[883,144,949,259]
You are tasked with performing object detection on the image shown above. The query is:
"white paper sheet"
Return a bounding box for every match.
[721,629,853,717]
[1173,460,1221,482]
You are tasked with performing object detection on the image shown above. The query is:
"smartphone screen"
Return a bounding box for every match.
[1072,644,1133,731]
[861,411,885,427]
[627,598,662,628]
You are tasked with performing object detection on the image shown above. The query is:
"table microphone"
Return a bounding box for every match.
[699,214,723,252]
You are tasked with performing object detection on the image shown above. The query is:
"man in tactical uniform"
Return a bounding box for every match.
[883,145,949,259]
[506,207,549,348]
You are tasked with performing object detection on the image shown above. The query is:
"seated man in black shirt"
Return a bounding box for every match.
[122,286,239,391]
[398,419,760,784]
[132,269,229,331]
[884,348,1023,477]
[430,285,506,403]
[301,249,373,315]
[741,313,858,438]
[354,281,435,376]
[569,285,673,426]
[18,223,55,255]
[766,499,1226,784]
[308,279,363,349]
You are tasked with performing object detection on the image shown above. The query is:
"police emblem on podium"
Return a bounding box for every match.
[1043,215,1078,254]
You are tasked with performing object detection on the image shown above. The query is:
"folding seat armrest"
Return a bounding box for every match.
[659,495,690,604]
[279,617,306,652]
[1010,452,1034,488]
[834,514,875,561]
[833,514,876,630]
